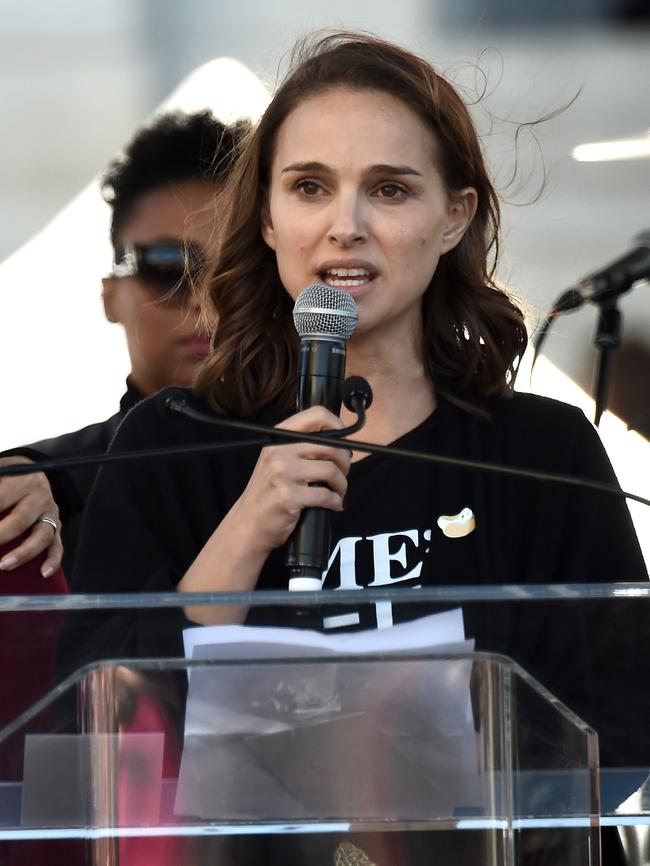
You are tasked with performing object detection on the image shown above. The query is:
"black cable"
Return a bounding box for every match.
[530,290,584,380]
[0,399,367,478]
[530,311,556,379]
[167,398,650,508]
[0,437,281,476]
[173,396,367,438]
[1,397,648,508]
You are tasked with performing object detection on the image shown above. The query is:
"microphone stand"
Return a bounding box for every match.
[593,298,622,428]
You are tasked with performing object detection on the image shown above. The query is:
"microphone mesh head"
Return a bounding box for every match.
[293,283,358,341]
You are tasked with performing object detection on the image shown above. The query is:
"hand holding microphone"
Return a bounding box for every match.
[176,398,352,624]
[233,404,351,564]
[224,284,366,590]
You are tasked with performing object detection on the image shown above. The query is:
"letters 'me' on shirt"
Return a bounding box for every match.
[323,410,478,630]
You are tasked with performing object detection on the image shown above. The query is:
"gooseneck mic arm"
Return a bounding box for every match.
[167,377,371,441]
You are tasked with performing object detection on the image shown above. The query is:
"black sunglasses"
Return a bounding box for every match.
[112,240,204,303]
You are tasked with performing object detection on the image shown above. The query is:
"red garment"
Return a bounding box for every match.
[0,513,79,863]
[1,518,187,863]
[118,694,189,866]
[0,511,68,770]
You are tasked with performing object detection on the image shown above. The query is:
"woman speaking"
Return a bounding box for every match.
[65,31,647,866]
[71,32,645,617]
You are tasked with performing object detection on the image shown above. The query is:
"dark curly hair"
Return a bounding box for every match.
[101,111,248,246]
[196,32,528,416]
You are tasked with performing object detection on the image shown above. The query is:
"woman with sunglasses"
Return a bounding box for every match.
[0,111,245,580]
[65,33,646,865]
[0,111,248,866]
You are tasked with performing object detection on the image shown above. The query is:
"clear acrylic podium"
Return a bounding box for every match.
[1,584,649,865]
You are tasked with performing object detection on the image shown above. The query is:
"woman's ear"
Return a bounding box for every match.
[101,277,118,323]
[441,187,478,254]
[260,194,276,251]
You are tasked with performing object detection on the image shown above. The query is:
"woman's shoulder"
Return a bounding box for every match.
[480,391,604,470]
[112,389,289,449]
[450,391,601,463]
[487,391,589,431]
[111,387,222,447]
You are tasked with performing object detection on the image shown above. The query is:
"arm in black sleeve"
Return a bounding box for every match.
[556,410,647,581]
[505,405,649,766]
[500,397,648,583]
[5,414,124,522]
[566,419,650,765]
[1,443,83,527]
[58,396,212,677]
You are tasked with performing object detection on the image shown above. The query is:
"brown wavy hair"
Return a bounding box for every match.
[195,31,528,416]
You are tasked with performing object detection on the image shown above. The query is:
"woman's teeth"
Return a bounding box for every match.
[322,268,372,287]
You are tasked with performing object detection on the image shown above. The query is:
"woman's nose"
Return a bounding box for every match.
[327,193,368,247]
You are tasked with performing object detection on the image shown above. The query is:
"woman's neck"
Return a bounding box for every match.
[341,332,436,457]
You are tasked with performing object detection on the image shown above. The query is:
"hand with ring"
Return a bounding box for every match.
[0,457,63,578]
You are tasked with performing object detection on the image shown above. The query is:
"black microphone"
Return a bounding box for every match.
[286,284,359,591]
[552,230,650,314]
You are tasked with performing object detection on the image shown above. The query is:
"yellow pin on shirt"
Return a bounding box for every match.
[437,507,476,538]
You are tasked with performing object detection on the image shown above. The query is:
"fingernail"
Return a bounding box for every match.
[42,566,54,579]
[0,555,18,571]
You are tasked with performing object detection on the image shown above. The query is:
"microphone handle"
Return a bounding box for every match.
[286,338,346,588]
[296,337,346,411]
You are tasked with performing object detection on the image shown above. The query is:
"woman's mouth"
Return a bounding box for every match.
[320,267,374,289]
[179,335,212,357]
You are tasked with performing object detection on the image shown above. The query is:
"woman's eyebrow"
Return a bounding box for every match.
[281,161,423,177]
[366,164,423,177]
[281,161,331,174]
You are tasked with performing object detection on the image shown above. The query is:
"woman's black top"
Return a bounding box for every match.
[64,386,648,768]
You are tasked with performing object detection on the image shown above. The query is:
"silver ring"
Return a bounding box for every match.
[38,516,58,535]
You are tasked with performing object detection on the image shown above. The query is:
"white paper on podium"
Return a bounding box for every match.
[183,607,467,666]
[182,609,471,734]
[176,611,483,821]
[176,609,478,821]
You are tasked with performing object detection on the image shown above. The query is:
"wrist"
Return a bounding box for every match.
[176,500,271,625]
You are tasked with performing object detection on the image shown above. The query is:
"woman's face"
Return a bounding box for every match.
[262,87,476,344]
[102,180,216,396]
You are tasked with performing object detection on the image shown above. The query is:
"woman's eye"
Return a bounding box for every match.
[296,179,322,196]
[376,182,407,199]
